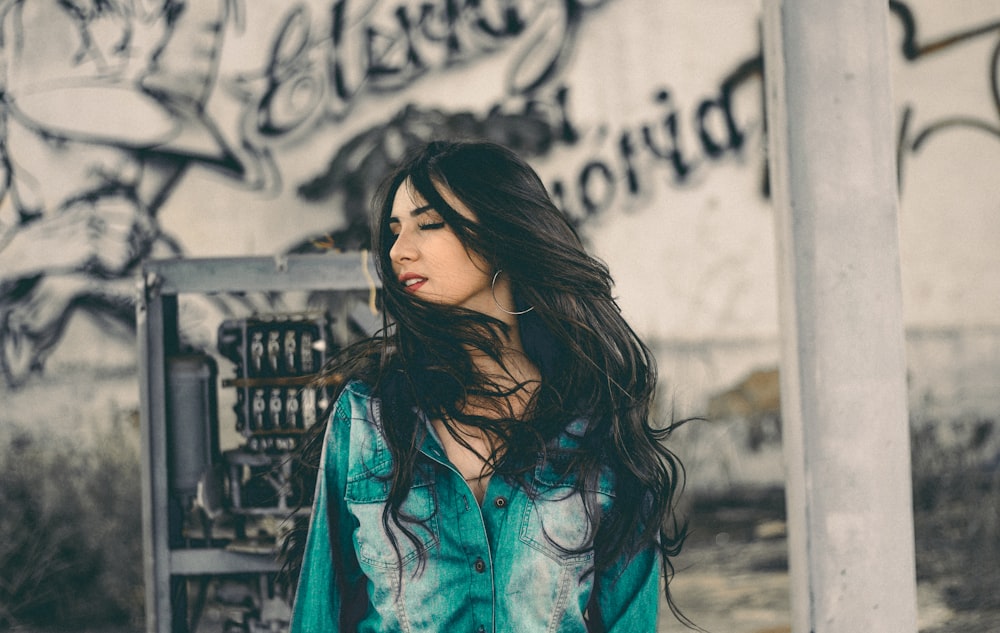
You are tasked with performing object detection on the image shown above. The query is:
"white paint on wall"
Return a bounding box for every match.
[0,0,997,433]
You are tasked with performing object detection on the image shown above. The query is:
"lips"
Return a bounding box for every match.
[398,273,427,293]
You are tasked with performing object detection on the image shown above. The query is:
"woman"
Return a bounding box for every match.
[288,140,688,632]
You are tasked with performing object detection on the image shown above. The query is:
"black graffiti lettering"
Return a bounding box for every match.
[327,0,355,107]
[250,0,601,136]
[698,55,761,159]
[420,0,526,58]
[365,5,429,85]
[440,0,463,54]
[265,0,570,132]
[524,85,579,143]
[505,1,573,94]
[472,0,527,39]
[896,104,914,188]
[553,76,760,221]
[578,160,615,216]
[257,6,325,136]
[549,0,1000,222]
[696,91,744,158]
[407,0,461,59]
[618,130,640,195]
[887,2,1000,184]
[643,90,693,183]
[890,0,1000,61]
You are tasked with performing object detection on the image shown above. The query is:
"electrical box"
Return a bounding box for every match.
[137,254,379,633]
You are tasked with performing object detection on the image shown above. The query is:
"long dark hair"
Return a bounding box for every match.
[287,139,689,622]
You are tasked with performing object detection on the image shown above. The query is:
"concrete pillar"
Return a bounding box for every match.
[761,2,919,632]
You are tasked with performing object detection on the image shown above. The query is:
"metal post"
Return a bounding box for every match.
[762,2,918,632]
[138,272,177,633]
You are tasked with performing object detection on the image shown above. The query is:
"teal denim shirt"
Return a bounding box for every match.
[290,382,660,633]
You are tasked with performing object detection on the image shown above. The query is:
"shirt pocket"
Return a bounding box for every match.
[345,465,440,571]
[518,467,615,566]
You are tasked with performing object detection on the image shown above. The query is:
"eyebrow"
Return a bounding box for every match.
[387,204,435,223]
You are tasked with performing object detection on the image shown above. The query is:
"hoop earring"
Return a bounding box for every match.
[491,270,534,315]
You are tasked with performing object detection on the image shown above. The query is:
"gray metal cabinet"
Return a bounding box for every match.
[137,254,378,633]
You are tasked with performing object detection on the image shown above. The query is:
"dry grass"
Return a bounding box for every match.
[911,417,1000,632]
[0,417,144,630]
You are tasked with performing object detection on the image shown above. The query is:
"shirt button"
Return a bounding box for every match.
[473,557,486,573]
[493,496,507,508]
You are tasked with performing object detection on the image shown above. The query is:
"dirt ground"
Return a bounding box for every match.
[661,488,1000,633]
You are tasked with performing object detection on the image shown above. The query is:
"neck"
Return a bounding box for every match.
[466,321,535,380]
[460,323,540,420]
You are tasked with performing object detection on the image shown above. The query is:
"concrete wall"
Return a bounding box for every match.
[1,0,997,488]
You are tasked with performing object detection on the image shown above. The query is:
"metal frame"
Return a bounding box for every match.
[137,253,378,633]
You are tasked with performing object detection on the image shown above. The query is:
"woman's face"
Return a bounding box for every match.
[388,180,509,317]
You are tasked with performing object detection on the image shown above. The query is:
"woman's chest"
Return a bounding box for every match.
[343,461,612,631]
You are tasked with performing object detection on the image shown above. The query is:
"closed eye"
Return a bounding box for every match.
[419,222,446,230]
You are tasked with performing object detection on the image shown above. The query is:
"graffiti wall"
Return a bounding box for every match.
[1,0,998,439]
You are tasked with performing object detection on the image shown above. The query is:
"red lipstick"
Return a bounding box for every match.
[398,272,427,293]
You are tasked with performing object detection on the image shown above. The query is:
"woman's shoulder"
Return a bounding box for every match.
[322,380,390,471]
[329,379,378,423]
[340,378,373,398]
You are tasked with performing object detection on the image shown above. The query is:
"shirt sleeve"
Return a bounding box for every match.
[594,543,661,632]
[290,392,359,633]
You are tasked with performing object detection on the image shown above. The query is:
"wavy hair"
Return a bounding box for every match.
[287,139,690,624]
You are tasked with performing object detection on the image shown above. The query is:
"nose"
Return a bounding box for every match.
[389,228,417,266]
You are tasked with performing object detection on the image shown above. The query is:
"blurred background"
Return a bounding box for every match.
[0,1,997,631]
